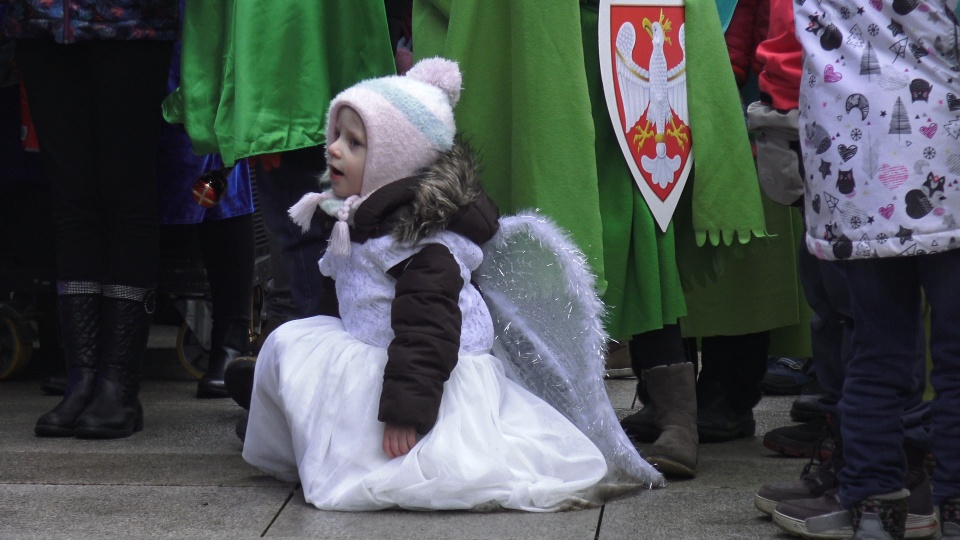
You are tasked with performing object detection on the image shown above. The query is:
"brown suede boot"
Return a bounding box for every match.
[641,363,699,478]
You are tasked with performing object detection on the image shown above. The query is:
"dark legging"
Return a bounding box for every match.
[16,38,173,287]
[199,214,255,326]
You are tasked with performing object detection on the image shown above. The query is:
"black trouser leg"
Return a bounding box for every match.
[16,39,172,287]
[697,331,770,412]
[197,214,255,398]
[695,332,769,443]
[629,323,687,404]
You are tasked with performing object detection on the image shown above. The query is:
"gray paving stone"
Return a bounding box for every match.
[600,488,797,539]
[0,484,291,539]
[0,341,818,539]
[604,377,638,410]
[266,490,603,539]
[0,452,283,487]
[1,380,247,456]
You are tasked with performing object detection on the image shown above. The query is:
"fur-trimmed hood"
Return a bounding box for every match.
[351,138,500,246]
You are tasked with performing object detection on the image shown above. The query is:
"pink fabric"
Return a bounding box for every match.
[324,58,461,200]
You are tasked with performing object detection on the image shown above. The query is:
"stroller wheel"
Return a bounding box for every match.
[176,321,209,380]
[0,315,33,380]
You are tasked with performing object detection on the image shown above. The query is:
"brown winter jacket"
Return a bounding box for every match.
[350,139,499,434]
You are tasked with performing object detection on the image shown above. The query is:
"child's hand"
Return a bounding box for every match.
[382,424,417,458]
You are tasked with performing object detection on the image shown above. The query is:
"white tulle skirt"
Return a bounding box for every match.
[242,316,609,512]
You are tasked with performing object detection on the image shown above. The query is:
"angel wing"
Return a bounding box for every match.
[474,212,666,493]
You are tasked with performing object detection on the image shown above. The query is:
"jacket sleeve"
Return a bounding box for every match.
[378,243,463,434]
[724,0,766,88]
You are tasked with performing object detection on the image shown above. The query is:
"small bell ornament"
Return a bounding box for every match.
[192,167,230,208]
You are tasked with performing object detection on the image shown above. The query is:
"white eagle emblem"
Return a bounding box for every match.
[600,0,692,232]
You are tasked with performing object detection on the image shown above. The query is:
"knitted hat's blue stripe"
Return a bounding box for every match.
[364,80,451,149]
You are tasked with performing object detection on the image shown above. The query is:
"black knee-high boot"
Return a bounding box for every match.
[74,284,154,439]
[35,282,102,437]
[196,214,255,398]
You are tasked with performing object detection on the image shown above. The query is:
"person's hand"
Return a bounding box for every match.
[382,423,417,458]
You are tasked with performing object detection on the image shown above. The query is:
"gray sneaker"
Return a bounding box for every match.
[755,459,838,515]
[773,489,852,539]
[941,497,960,540]
[772,481,937,539]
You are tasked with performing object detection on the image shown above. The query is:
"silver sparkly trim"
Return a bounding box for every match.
[56,281,101,295]
[102,285,156,314]
[102,284,151,301]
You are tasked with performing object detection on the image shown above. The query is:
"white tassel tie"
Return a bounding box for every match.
[327,195,361,257]
[288,192,331,232]
[288,191,360,257]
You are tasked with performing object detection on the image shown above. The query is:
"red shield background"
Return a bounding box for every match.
[609,6,690,203]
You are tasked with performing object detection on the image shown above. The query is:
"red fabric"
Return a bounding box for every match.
[755,0,801,110]
[248,152,282,171]
[724,0,768,88]
[19,78,39,152]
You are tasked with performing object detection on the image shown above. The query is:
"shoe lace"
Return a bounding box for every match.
[800,434,839,488]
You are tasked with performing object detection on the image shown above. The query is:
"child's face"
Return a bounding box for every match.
[327,106,366,198]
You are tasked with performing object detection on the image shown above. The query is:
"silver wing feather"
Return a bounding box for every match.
[474,212,666,495]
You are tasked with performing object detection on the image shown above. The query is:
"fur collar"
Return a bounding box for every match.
[352,138,500,246]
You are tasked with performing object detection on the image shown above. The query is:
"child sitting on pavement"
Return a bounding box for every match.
[236,58,660,511]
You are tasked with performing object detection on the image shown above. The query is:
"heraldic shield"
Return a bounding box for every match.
[599,0,692,232]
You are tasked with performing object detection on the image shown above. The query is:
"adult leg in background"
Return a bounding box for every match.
[253,146,338,320]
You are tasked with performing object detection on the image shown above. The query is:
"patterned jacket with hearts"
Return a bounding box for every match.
[795,0,960,260]
[3,0,178,43]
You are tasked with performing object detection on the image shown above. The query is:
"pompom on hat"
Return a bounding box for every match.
[288,57,462,256]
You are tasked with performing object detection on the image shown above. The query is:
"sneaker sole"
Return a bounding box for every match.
[772,509,851,539]
[772,510,937,539]
[754,494,778,515]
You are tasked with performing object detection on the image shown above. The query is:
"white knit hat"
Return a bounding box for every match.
[288,57,462,256]
[327,57,461,198]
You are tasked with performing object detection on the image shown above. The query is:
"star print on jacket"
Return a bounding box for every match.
[795,0,960,260]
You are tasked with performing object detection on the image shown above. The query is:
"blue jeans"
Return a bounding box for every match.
[254,146,338,320]
[837,249,960,507]
[798,233,930,449]
[797,246,850,417]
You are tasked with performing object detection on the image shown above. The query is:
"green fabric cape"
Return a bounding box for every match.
[163,1,395,165]
[415,0,781,340]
